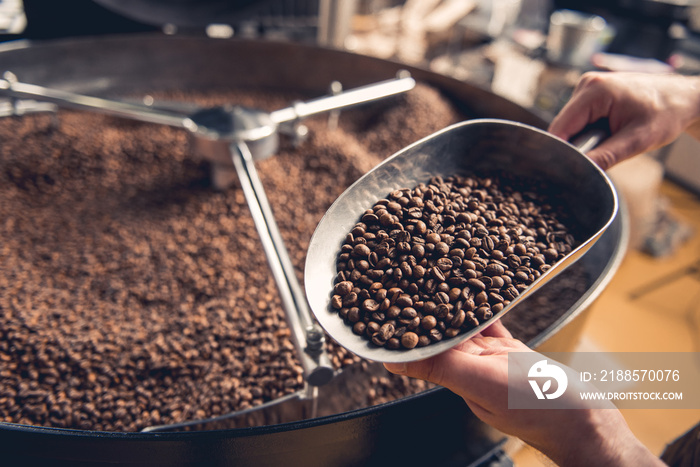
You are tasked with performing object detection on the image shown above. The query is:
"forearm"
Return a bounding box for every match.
[533,409,664,467]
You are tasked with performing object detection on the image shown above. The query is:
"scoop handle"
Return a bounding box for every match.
[569,118,609,153]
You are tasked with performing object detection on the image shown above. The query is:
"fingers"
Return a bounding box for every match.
[386,343,511,408]
[480,319,512,339]
[384,335,526,397]
[548,73,613,141]
[548,99,592,141]
[585,135,638,170]
[586,120,677,170]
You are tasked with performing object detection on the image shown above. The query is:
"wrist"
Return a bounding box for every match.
[535,409,663,467]
[681,75,700,138]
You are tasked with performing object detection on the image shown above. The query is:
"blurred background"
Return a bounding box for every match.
[1,1,700,465]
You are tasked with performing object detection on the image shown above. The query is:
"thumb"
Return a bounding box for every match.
[585,123,661,170]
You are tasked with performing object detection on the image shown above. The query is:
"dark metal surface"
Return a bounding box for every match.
[93,0,280,28]
[0,34,627,465]
[0,388,499,467]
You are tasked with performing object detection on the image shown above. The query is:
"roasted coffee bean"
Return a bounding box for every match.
[371,311,386,322]
[491,276,505,289]
[347,307,361,323]
[504,286,519,301]
[379,298,391,311]
[429,266,446,282]
[489,292,505,305]
[475,305,493,321]
[448,275,467,287]
[463,297,476,312]
[378,323,395,341]
[434,304,450,319]
[371,333,387,346]
[386,305,401,319]
[467,278,486,291]
[406,316,421,330]
[474,291,489,305]
[367,269,383,281]
[429,328,443,342]
[421,315,437,330]
[436,257,453,271]
[401,332,419,349]
[491,249,505,260]
[514,271,529,282]
[412,265,426,279]
[544,248,559,262]
[435,291,450,305]
[387,201,402,214]
[450,309,466,328]
[435,242,450,256]
[342,291,360,307]
[426,232,441,244]
[334,281,354,296]
[353,244,371,257]
[395,294,413,308]
[449,248,464,259]
[400,307,418,319]
[417,335,431,347]
[386,338,401,350]
[366,321,381,336]
[485,263,505,276]
[353,322,367,336]
[362,298,379,313]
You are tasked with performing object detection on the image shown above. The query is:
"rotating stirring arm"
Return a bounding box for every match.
[230,142,333,386]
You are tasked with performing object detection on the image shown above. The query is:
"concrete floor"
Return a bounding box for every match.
[512,179,700,465]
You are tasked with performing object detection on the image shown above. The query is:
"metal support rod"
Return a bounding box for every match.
[230,142,334,387]
[0,71,415,141]
[268,73,415,125]
[0,72,188,128]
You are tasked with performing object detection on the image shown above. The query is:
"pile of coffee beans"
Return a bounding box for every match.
[331,173,578,349]
[0,84,457,431]
[0,80,589,433]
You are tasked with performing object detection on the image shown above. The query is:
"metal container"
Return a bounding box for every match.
[0,34,628,465]
[546,9,608,68]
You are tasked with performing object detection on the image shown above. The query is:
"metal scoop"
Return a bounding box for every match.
[304,119,618,363]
